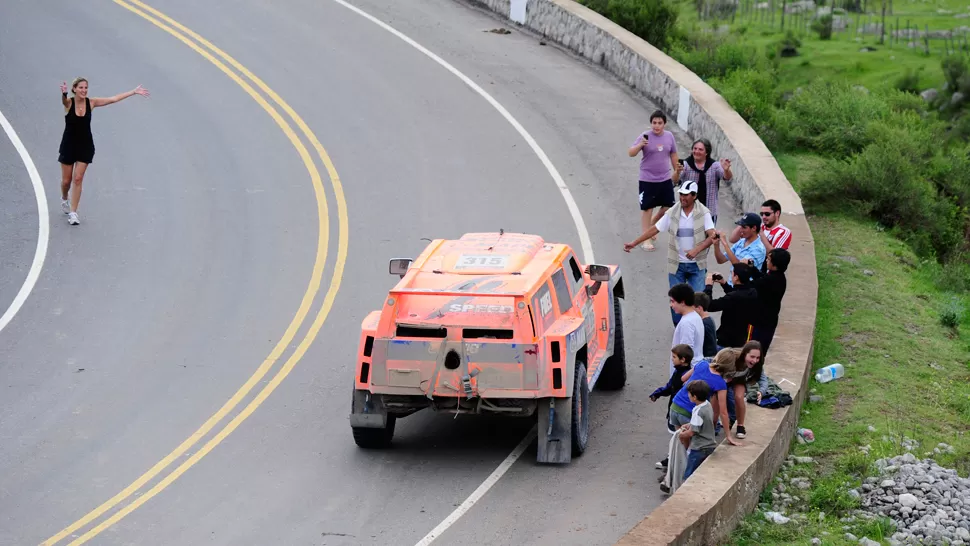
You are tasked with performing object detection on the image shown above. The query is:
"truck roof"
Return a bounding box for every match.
[392,232,574,297]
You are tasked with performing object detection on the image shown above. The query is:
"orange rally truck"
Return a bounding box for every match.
[348,232,626,464]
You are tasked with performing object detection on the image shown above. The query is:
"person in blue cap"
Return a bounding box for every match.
[713,212,766,285]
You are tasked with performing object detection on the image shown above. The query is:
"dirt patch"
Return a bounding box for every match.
[837,332,870,348]
[897,255,917,269]
[832,392,853,423]
[905,323,920,335]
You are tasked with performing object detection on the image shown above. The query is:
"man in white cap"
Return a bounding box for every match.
[624,180,717,326]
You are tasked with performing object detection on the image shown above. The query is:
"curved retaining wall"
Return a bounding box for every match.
[453,1,820,544]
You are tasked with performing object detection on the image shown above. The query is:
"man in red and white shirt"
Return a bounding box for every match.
[730,199,792,272]
[759,199,792,251]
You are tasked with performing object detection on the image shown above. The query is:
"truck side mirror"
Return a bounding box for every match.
[389,258,412,278]
[587,264,610,282]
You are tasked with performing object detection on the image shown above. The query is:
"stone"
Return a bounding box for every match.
[809,394,823,403]
[811,539,821,546]
[920,89,938,103]
[960,527,970,540]
[900,494,919,508]
[882,479,897,488]
[859,538,881,546]
[765,511,791,524]
[794,456,815,464]
[845,533,858,541]
[849,489,862,500]
[902,453,917,463]
[868,425,877,432]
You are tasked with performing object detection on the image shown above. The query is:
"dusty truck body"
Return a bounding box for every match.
[349,232,626,464]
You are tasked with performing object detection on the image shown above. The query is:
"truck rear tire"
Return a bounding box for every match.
[352,415,396,449]
[596,296,627,391]
[571,361,590,457]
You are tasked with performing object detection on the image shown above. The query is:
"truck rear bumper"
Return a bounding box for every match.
[354,389,541,417]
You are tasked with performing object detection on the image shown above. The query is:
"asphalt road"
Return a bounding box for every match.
[0,0,738,544]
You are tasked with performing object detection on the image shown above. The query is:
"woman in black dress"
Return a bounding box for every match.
[59,77,149,225]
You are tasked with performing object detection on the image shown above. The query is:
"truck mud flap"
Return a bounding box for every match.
[536,397,572,464]
[349,388,389,428]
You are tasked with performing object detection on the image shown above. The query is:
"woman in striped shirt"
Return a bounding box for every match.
[678,138,733,223]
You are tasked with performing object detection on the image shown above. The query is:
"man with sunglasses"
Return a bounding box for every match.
[730,200,792,272]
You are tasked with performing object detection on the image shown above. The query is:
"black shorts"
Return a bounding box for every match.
[638,180,674,210]
[58,148,95,165]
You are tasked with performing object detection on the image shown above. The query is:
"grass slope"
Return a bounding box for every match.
[727,155,970,545]
[678,0,969,92]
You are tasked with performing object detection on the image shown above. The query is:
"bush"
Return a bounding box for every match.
[939,253,970,293]
[579,0,681,51]
[812,14,834,40]
[776,30,801,58]
[774,80,890,156]
[802,118,969,262]
[669,34,767,80]
[882,88,929,115]
[709,68,779,135]
[941,297,963,329]
[894,68,922,95]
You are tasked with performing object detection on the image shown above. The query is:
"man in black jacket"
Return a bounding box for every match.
[704,262,759,349]
[749,248,790,355]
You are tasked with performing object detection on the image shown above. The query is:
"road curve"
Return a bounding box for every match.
[0,0,735,544]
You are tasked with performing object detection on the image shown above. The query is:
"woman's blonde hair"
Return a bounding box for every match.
[71,77,88,94]
[711,347,741,375]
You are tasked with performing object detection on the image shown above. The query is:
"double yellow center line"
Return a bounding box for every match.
[42,1,349,543]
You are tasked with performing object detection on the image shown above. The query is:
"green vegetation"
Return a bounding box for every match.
[728,163,970,545]
[571,0,970,543]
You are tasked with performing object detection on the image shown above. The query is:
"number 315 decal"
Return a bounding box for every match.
[454,254,509,269]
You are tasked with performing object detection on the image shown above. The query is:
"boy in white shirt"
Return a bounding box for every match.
[667,283,705,376]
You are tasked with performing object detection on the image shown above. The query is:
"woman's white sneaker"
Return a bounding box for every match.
[61,199,70,214]
[68,212,80,225]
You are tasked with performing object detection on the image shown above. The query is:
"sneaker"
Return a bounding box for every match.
[68,212,80,225]
[659,483,671,494]
[655,457,668,469]
[61,199,70,214]
[736,425,747,439]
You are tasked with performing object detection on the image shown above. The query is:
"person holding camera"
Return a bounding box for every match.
[703,263,759,351]
[714,212,766,286]
[747,248,790,355]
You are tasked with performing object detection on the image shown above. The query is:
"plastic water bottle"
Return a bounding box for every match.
[815,363,845,383]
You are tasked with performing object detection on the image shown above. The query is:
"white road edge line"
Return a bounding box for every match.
[327,1,595,544]
[414,426,538,546]
[0,108,49,336]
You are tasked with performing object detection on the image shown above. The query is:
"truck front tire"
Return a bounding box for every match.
[571,361,590,457]
[597,296,627,391]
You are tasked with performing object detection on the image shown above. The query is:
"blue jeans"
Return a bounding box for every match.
[726,384,738,424]
[683,447,715,480]
[669,262,707,325]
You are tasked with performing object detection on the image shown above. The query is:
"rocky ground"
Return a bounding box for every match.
[761,438,968,545]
